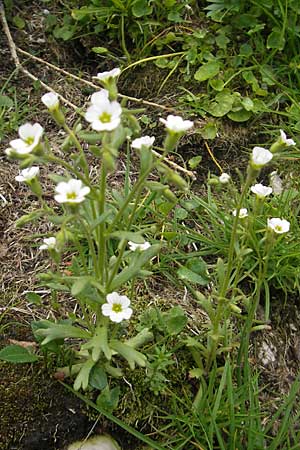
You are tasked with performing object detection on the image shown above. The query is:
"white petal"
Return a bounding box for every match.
[109,312,123,323]
[19,123,35,140]
[106,292,120,304]
[10,138,28,151]
[91,90,110,105]
[119,295,131,308]
[102,303,112,316]
[54,194,67,203]
[55,181,69,194]
[122,307,133,319]
[85,105,102,123]
[68,179,83,192]
[96,68,121,80]
[41,92,59,109]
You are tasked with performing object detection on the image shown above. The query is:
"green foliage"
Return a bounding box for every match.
[47,0,196,59]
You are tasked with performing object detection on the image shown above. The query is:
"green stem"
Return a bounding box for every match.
[120,15,131,62]
[47,154,91,187]
[63,123,90,179]
[77,216,99,277]
[98,163,107,284]
[206,174,253,370]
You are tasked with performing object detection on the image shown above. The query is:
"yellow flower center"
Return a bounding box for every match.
[275,225,282,232]
[112,303,122,313]
[67,192,77,200]
[99,112,111,123]
[25,136,34,145]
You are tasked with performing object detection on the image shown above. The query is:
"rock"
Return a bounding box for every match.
[67,435,121,450]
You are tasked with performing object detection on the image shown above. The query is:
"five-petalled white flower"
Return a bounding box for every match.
[160,115,194,133]
[101,292,133,323]
[131,136,155,150]
[279,130,296,147]
[6,123,44,156]
[41,92,59,110]
[54,179,90,204]
[219,172,231,184]
[232,208,248,218]
[250,183,272,198]
[128,240,151,251]
[95,68,121,82]
[251,146,273,168]
[267,218,290,234]
[15,166,40,182]
[85,89,122,131]
[39,237,57,251]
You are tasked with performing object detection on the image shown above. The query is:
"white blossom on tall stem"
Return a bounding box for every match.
[250,183,272,198]
[219,172,231,184]
[251,146,273,168]
[131,136,155,150]
[128,241,151,251]
[5,123,43,156]
[160,115,194,134]
[85,89,122,131]
[41,92,59,110]
[267,218,290,234]
[95,68,121,82]
[101,292,133,323]
[279,130,296,147]
[15,167,40,182]
[39,237,57,251]
[54,179,90,204]
[232,208,248,218]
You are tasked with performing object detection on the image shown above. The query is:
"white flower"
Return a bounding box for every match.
[128,240,151,251]
[251,146,273,168]
[54,179,90,204]
[39,237,57,251]
[41,92,59,110]
[219,173,231,184]
[101,292,133,323]
[131,136,155,150]
[232,208,248,218]
[159,115,194,133]
[15,166,40,182]
[7,123,44,155]
[85,89,122,131]
[267,218,290,234]
[279,130,295,147]
[95,68,121,81]
[250,183,272,198]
